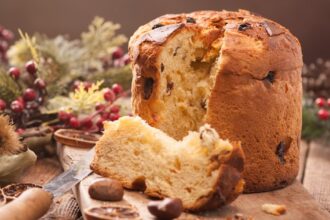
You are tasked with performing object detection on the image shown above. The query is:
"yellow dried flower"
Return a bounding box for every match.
[45,81,106,114]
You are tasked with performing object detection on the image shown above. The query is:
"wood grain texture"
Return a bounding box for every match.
[303,140,330,212]
[58,144,330,220]
[18,157,62,185]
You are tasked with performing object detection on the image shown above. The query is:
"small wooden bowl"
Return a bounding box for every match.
[54,129,101,148]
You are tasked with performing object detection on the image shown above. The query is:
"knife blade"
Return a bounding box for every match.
[44,148,94,197]
[0,148,95,220]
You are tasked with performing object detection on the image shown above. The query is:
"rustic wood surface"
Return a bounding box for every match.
[18,157,62,185]
[17,140,330,219]
[57,143,330,220]
[75,174,330,220]
[303,140,330,212]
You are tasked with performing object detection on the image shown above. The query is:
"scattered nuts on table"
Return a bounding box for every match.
[261,203,287,216]
[147,198,183,220]
[88,178,124,201]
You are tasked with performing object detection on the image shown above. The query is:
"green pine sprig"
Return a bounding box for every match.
[302,105,325,141]
[87,65,132,90]
[81,16,127,64]
[0,67,21,103]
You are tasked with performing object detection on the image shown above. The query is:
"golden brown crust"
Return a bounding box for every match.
[209,21,302,191]
[129,10,303,192]
[130,24,188,127]
[189,142,245,212]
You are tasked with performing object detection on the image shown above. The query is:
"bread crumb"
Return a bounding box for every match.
[262,203,286,216]
[226,213,254,220]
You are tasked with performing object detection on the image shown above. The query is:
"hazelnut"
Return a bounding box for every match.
[131,176,147,192]
[88,178,124,201]
[147,198,183,220]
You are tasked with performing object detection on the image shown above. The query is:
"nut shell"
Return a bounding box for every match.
[2,183,41,201]
[88,178,124,201]
[147,198,183,220]
[84,204,141,220]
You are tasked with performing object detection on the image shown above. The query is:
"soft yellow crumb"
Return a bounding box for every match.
[262,203,286,216]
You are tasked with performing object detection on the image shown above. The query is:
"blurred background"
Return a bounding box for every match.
[0,1,330,217]
[0,0,329,62]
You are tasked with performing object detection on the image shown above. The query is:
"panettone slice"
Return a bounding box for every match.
[91,116,244,211]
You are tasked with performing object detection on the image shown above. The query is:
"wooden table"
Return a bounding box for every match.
[18,140,330,219]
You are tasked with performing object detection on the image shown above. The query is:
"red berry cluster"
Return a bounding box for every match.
[57,83,124,132]
[0,60,47,130]
[0,25,14,63]
[102,47,130,69]
[315,97,330,120]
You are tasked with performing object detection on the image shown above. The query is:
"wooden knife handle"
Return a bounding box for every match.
[0,188,53,220]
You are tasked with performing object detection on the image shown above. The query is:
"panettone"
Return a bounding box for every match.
[91,116,245,211]
[128,10,303,192]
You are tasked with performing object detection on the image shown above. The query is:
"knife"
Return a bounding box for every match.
[0,148,94,220]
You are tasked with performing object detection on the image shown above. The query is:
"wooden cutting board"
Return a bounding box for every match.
[57,144,330,220]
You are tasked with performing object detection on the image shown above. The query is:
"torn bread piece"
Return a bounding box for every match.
[262,203,287,216]
[91,116,244,211]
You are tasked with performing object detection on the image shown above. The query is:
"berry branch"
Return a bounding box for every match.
[56,82,127,132]
[0,25,14,64]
